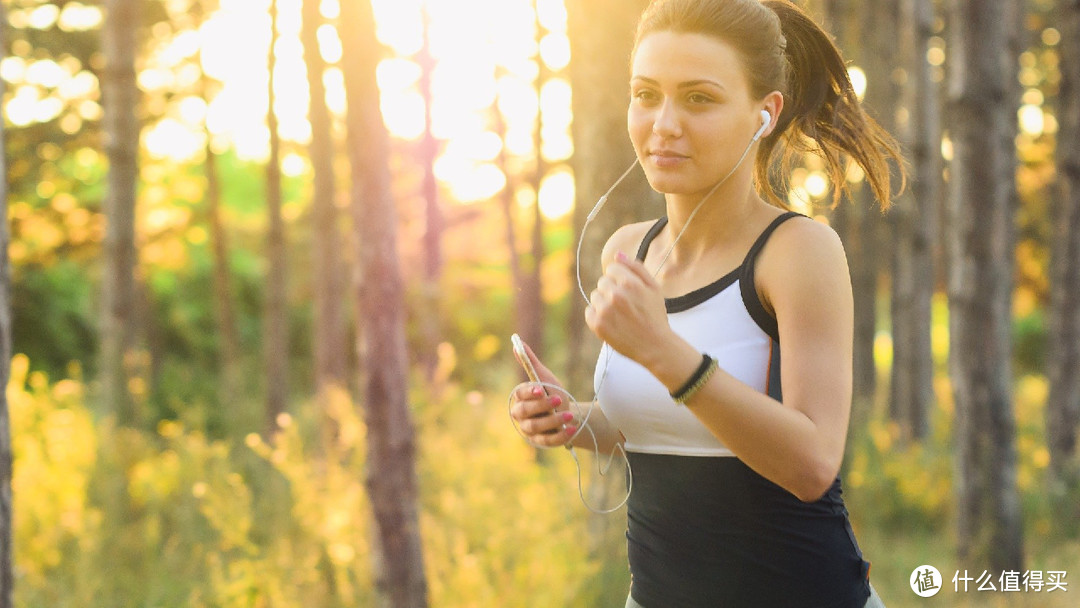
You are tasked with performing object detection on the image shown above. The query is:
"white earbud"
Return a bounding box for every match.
[753,109,772,142]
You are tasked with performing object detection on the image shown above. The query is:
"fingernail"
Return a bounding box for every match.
[565,425,578,435]
[532,386,543,396]
[616,251,628,262]
[562,411,574,422]
[551,395,563,407]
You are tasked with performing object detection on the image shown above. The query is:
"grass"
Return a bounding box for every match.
[852,521,1078,607]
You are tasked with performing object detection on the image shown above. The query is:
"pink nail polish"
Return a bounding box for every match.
[532,386,543,396]
[565,425,578,435]
[562,411,574,422]
[551,395,563,407]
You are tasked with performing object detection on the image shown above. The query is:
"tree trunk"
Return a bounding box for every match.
[339,1,428,606]
[946,0,1024,572]
[524,0,549,356]
[264,0,289,435]
[302,0,348,396]
[204,132,242,404]
[828,0,887,411]
[417,8,442,379]
[890,0,938,442]
[0,4,15,602]
[565,0,659,397]
[1047,0,1080,494]
[100,0,141,424]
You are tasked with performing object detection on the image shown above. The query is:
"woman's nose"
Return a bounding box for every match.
[652,99,682,138]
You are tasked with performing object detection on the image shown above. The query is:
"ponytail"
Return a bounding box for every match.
[760,0,905,210]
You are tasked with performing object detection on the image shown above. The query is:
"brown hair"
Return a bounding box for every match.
[634,0,904,209]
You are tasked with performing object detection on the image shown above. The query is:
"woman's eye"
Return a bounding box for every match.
[687,93,713,104]
[633,90,659,104]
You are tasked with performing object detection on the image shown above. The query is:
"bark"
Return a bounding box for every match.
[565,0,659,396]
[100,0,141,424]
[523,0,549,356]
[417,9,442,378]
[0,3,15,602]
[264,0,289,435]
[339,1,428,606]
[946,0,1024,572]
[828,0,887,409]
[204,129,242,404]
[1047,0,1080,491]
[302,0,348,394]
[890,0,938,441]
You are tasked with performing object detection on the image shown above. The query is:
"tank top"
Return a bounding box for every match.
[595,212,872,608]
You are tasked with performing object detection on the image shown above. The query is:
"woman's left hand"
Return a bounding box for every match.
[585,251,673,364]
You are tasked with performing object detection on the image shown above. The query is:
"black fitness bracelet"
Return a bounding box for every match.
[671,353,719,405]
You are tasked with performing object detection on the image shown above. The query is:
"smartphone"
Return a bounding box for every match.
[510,333,542,385]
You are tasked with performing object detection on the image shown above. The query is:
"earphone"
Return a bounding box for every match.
[753,109,772,142]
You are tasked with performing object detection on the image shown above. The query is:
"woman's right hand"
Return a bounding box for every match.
[509,340,578,447]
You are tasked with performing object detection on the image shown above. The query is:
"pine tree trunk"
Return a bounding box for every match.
[417,8,442,379]
[890,0,938,441]
[100,0,140,424]
[339,1,428,606]
[264,0,289,435]
[565,0,659,397]
[0,4,15,602]
[524,0,549,357]
[946,0,1024,572]
[831,0,889,410]
[302,0,347,396]
[1047,0,1080,493]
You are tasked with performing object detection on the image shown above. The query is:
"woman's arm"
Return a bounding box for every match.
[586,218,854,502]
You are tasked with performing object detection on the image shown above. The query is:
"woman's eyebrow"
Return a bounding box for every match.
[631,76,726,91]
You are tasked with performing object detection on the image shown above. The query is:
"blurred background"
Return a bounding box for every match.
[0,0,1078,606]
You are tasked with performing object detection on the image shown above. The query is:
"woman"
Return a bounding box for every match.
[510,0,902,605]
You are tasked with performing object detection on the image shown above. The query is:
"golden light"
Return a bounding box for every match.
[1018,105,1044,137]
[539,33,571,71]
[848,66,867,101]
[538,168,575,219]
[804,172,829,199]
[58,2,104,32]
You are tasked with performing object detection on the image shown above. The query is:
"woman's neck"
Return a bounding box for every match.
[659,178,765,268]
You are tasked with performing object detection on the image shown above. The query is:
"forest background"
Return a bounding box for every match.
[0,0,1078,606]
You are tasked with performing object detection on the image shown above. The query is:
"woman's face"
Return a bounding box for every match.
[628,31,768,198]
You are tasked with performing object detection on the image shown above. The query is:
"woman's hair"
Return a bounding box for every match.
[634,0,904,209]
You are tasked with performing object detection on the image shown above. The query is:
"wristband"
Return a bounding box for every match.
[671,353,719,405]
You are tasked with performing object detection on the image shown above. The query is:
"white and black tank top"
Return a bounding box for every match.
[596,212,872,608]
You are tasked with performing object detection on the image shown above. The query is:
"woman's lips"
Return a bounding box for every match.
[649,150,689,168]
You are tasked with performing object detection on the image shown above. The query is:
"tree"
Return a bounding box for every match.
[197,0,242,409]
[565,0,659,396]
[100,0,142,424]
[827,0,890,410]
[416,6,442,379]
[339,0,428,605]
[264,0,289,435]
[946,0,1024,571]
[0,4,15,602]
[890,0,938,441]
[301,0,348,396]
[1047,0,1080,491]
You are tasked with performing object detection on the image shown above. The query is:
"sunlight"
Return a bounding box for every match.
[538,168,575,219]
[848,66,867,100]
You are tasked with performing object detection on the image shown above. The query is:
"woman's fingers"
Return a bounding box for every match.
[510,383,578,443]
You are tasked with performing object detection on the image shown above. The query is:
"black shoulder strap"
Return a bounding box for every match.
[739,211,804,342]
[635,217,668,262]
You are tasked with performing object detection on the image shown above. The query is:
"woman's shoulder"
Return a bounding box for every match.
[600,219,663,270]
[756,214,850,311]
